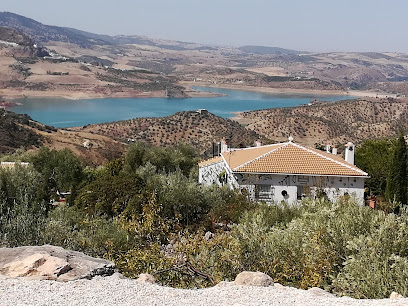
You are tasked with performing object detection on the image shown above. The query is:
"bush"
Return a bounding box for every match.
[0,166,48,246]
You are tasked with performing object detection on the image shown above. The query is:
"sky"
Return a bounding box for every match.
[2,0,408,53]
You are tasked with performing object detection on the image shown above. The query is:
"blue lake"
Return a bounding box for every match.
[11,87,353,128]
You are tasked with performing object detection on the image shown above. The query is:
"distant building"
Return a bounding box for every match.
[196,109,208,114]
[83,139,93,149]
[198,138,367,205]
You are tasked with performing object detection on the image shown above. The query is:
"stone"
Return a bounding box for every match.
[390,292,404,299]
[307,287,333,297]
[274,283,285,289]
[110,272,126,280]
[0,245,117,281]
[215,281,234,287]
[136,273,156,284]
[1,253,70,280]
[204,232,214,240]
[233,271,274,287]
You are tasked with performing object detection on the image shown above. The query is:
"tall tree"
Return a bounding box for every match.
[355,139,394,196]
[385,134,407,204]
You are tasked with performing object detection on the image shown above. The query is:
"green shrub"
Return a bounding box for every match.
[0,166,48,246]
[331,208,408,298]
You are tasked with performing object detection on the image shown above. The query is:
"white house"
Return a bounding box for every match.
[198,138,368,205]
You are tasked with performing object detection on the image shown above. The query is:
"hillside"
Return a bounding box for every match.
[0,26,32,46]
[2,12,408,98]
[233,97,408,146]
[0,109,43,153]
[0,33,186,100]
[0,12,109,47]
[77,111,264,156]
[0,12,207,51]
[0,109,124,164]
[239,45,302,55]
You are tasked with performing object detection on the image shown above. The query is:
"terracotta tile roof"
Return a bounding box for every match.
[198,156,223,167]
[221,142,367,177]
[221,144,284,169]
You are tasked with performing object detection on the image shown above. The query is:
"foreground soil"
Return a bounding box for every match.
[0,277,406,306]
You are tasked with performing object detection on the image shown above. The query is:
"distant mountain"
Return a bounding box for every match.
[0,12,303,55]
[239,45,302,55]
[0,12,208,51]
[0,12,110,47]
[0,26,32,46]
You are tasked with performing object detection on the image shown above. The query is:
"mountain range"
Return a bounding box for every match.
[0,11,300,54]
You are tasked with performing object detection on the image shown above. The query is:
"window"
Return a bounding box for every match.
[255,185,274,201]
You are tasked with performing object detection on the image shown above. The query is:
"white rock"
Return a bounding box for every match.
[1,253,70,280]
[136,273,156,284]
[233,271,274,287]
[215,281,234,287]
[390,291,403,299]
[0,245,117,281]
[307,287,333,297]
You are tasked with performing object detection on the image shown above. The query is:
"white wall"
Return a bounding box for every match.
[234,173,365,205]
[199,164,365,205]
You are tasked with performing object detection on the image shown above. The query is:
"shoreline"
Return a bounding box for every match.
[182,81,349,96]
[182,81,399,99]
[0,83,397,102]
[0,86,224,101]
[0,89,167,101]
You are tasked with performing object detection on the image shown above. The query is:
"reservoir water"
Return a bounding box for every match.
[11,87,353,128]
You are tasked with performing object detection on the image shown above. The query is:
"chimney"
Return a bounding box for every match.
[220,139,228,153]
[255,139,262,147]
[344,142,355,164]
[332,146,337,155]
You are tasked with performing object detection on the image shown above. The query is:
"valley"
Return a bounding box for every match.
[1,11,408,157]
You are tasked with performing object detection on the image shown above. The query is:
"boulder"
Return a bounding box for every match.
[390,292,404,299]
[215,281,234,287]
[0,245,117,281]
[307,287,333,297]
[136,273,156,284]
[233,271,274,287]
[2,253,70,279]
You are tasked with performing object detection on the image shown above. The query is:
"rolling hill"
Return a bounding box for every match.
[0,109,124,165]
[77,111,265,156]
[238,45,302,55]
[234,97,408,147]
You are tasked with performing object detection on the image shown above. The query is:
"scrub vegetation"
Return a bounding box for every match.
[1,142,408,299]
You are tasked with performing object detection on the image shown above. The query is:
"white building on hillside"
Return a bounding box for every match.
[198,138,368,205]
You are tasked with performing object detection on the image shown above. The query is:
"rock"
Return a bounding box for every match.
[274,283,285,289]
[307,287,333,297]
[136,273,156,284]
[1,253,70,279]
[390,292,404,299]
[110,272,126,280]
[233,271,274,287]
[204,231,214,240]
[0,245,117,281]
[215,281,234,287]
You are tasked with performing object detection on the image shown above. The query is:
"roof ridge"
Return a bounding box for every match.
[290,142,368,176]
[228,142,286,152]
[233,142,289,171]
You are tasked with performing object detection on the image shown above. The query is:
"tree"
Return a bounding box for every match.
[30,147,84,203]
[355,139,394,196]
[385,134,407,205]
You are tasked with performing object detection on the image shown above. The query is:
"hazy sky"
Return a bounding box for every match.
[2,0,408,52]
